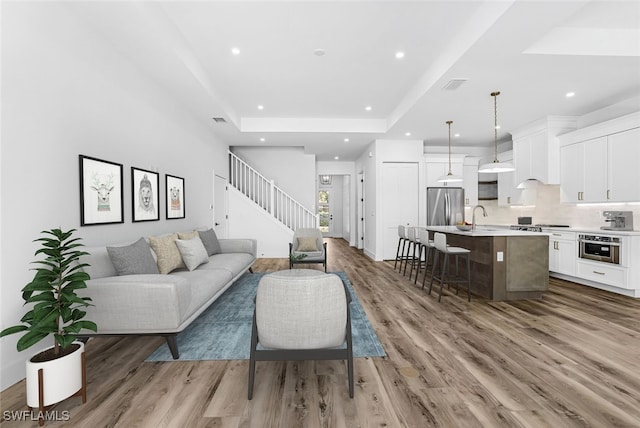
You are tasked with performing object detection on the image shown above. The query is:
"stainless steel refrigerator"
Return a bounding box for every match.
[426,187,465,226]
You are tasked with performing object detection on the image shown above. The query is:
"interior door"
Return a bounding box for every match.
[214,174,228,238]
[381,162,419,260]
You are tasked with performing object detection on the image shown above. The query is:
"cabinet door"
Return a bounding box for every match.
[549,240,559,272]
[513,136,532,185]
[463,164,478,206]
[557,240,576,276]
[497,170,522,206]
[608,128,640,202]
[529,131,550,182]
[582,137,608,202]
[560,144,584,203]
[426,162,463,188]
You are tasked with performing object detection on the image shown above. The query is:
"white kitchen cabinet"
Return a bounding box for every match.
[560,137,607,203]
[608,127,640,202]
[512,116,577,186]
[559,112,640,203]
[545,230,576,276]
[463,157,479,206]
[463,165,478,206]
[496,153,535,206]
[425,156,464,188]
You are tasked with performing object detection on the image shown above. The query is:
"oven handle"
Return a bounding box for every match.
[579,239,620,246]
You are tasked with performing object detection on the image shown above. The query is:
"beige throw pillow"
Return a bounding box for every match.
[148,233,185,274]
[178,230,199,240]
[297,237,318,252]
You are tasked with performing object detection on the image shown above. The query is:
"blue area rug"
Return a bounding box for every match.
[146,271,386,361]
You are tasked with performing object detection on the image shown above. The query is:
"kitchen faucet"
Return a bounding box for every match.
[472,205,487,230]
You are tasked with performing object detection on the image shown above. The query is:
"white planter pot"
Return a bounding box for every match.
[25,341,84,408]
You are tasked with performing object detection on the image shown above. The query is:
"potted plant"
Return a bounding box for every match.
[0,228,97,414]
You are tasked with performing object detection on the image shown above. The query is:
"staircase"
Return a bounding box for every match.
[228,151,318,231]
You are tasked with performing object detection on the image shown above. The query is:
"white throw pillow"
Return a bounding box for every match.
[175,237,210,271]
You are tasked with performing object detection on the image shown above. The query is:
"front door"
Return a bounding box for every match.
[318,190,333,237]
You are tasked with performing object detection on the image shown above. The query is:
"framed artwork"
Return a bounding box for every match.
[165,174,185,219]
[131,167,160,222]
[79,155,124,226]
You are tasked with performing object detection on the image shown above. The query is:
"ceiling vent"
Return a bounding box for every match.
[443,78,468,90]
[212,117,227,123]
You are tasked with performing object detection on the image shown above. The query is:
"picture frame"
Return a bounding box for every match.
[165,174,185,219]
[79,155,124,226]
[131,167,160,222]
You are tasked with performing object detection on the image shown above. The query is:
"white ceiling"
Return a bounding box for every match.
[68,0,640,161]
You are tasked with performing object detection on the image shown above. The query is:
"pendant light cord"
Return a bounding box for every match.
[491,91,500,163]
[446,120,453,174]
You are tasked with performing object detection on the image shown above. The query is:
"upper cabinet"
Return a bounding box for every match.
[559,112,640,203]
[463,157,480,206]
[496,151,536,206]
[425,155,464,188]
[512,116,577,186]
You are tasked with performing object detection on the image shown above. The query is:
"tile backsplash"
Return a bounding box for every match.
[466,184,640,230]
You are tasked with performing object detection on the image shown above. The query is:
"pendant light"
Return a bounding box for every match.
[437,120,463,184]
[478,91,515,173]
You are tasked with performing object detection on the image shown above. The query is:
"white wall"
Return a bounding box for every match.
[1,3,228,390]
[231,146,316,212]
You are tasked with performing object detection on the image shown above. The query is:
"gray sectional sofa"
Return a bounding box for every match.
[77,229,256,358]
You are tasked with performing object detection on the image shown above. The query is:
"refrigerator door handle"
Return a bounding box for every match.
[444,192,450,225]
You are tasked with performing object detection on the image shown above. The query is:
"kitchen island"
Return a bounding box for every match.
[425,226,549,301]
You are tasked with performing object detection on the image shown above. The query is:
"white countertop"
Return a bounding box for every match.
[471,224,640,236]
[424,225,545,237]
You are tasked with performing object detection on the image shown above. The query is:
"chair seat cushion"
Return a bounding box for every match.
[445,246,471,254]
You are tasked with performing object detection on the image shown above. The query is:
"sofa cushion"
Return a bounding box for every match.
[199,228,222,256]
[171,268,233,320]
[175,238,209,271]
[107,238,159,276]
[198,253,255,278]
[178,230,199,240]
[148,233,185,274]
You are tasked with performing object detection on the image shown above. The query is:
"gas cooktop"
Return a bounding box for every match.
[510,225,543,232]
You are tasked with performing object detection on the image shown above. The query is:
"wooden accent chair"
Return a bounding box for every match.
[248,270,354,399]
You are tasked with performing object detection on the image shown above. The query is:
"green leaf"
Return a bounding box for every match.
[16,330,50,352]
[74,320,97,332]
[0,325,29,337]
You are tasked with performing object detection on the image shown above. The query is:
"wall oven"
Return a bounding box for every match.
[578,234,621,264]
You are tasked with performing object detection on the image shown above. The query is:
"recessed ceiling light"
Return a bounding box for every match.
[365,106,372,111]
[259,137,265,142]
[231,47,240,56]
[566,92,575,98]
[334,156,340,160]
[405,132,411,137]
[257,105,264,110]
[454,133,460,138]
[495,125,501,130]
[314,48,326,56]
[395,51,405,59]
[344,138,350,142]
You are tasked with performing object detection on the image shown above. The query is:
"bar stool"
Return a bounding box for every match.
[403,227,418,277]
[394,225,407,271]
[416,229,435,285]
[428,232,471,302]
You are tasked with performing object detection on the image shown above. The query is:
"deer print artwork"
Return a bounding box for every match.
[91,172,115,212]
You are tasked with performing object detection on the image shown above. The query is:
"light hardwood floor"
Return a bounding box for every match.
[2,238,640,427]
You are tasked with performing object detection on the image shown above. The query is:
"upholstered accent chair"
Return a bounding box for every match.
[248,269,354,399]
[289,228,327,271]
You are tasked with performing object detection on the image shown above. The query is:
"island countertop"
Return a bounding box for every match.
[424,225,543,237]
[422,226,549,301]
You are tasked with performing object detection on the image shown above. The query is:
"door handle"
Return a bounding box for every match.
[215,222,220,226]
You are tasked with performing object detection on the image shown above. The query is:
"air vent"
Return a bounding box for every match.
[212,117,226,123]
[443,78,468,90]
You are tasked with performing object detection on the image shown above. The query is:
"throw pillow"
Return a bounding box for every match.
[198,228,222,256]
[297,237,318,252]
[148,233,185,274]
[178,230,199,240]
[175,238,209,271]
[107,238,159,276]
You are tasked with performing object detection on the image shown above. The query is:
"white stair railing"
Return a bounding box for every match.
[229,151,318,230]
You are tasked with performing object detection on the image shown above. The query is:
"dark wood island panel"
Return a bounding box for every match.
[427,228,549,301]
